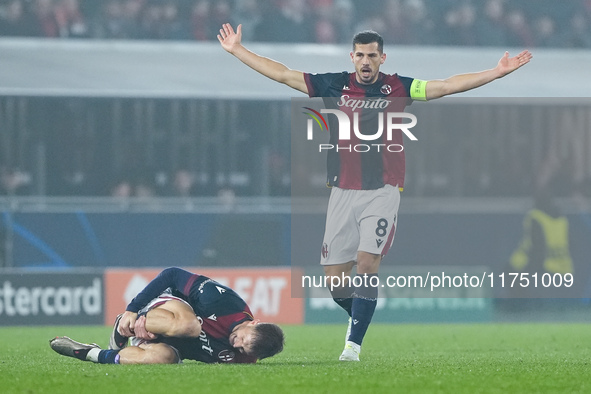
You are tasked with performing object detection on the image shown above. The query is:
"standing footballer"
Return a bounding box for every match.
[218,23,532,361]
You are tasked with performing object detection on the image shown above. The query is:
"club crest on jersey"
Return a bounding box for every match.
[322,243,329,259]
[218,350,235,362]
[380,84,392,95]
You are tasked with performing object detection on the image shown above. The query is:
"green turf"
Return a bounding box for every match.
[1,323,589,393]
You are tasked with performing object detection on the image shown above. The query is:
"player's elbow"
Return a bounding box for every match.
[275,72,292,87]
[426,80,454,100]
[428,76,483,100]
[160,266,183,276]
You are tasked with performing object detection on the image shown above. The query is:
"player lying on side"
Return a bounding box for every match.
[50,267,285,364]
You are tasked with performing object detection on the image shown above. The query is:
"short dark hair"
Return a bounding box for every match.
[251,323,285,360]
[352,30,384,53]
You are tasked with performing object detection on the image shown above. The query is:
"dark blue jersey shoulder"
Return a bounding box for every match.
[304,71,414,99]
[304,71,349,97]
[126,267,248,318]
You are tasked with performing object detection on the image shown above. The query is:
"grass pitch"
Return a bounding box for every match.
[1,323,589,393]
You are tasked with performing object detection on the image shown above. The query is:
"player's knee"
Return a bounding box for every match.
[171,312,201,338]
[356,252,381,274]
[153,299,202,337]
[323,261,355,278]
[119,343,180,364]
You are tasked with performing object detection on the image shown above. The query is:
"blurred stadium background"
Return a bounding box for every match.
[1,0,591,328]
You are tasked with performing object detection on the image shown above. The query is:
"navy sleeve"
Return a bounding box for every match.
[398,75,414,97]
[304,72,347,97]
[126,267,195,312]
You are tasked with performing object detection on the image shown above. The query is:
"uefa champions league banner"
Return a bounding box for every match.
[0,271,104,326]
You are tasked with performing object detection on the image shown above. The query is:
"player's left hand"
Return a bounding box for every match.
[133,315,158,340]
[218,23,243,54]
[497,50,532,76]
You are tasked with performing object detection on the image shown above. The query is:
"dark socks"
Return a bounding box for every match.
[330,282,354,316]
[98,349,121,364]
[348,273,378,346]
[333,297,353,316]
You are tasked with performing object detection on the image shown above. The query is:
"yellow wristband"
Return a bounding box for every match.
[410,79,428,101]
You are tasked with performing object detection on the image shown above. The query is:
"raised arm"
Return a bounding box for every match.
[425,50,533,100]
[218,23,308,95]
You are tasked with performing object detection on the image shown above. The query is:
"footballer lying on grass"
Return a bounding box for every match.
[50,268,284,364]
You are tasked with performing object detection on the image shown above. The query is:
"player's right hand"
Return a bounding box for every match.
[217,23,242,54]
[118,311,138,337]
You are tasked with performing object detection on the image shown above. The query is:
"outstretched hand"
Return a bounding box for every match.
[218,23,242,54]
[497,50,533,77]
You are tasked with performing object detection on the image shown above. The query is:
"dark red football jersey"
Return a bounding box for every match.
[304,71,415,190]
[127,268,257,364]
